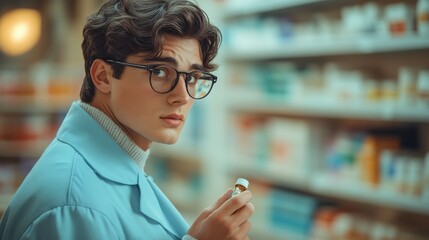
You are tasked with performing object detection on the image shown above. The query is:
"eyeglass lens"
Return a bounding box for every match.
[150,65,213,99]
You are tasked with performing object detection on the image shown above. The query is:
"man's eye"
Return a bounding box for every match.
[187,76,197,84]
[153,68,168,78]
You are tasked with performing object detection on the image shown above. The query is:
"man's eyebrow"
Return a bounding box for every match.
[148,56,177,65]
[146,56,205,71]
[190,64,205,71]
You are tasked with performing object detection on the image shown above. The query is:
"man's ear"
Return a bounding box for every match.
[90,59,114,94]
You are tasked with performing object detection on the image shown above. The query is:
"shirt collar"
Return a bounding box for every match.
[78,101,149,172]
[57,102,139,185]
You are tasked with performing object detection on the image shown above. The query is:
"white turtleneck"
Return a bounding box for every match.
[78,101,149,173]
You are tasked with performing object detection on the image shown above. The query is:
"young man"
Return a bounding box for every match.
[0,0,254,239]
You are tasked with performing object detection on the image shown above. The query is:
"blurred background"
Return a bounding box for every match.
[0,0,428,239]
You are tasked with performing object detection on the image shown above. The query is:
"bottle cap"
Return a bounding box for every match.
[236,178,249,188]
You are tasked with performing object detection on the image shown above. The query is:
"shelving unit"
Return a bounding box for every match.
[0,140,52,158]
[231,164,429,215]
[1,1,428,239]
[220,0,429,239]
[0,79,78,215]
[250,222,308,240]
[0,98,72,157]
[227,91,429,122]
[225,35,429,61]
[224,0,332,18]
[310,173,429,214]
[0,96,73,114]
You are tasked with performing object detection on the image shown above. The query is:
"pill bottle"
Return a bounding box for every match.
[232,178,249,196]
[397,67,416,105]
[405,158,422,197]
[385,3,412,36]
[417,70,429,108]
[417,0,429,36]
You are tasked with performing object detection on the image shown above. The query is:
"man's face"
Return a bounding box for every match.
[108,35,201,150]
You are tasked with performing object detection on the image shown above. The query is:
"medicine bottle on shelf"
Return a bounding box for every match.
[417,0,429,36]
[232,178,249,196]
[417,70,429,108]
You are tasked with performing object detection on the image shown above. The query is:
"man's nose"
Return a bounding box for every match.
[167,74,190,105]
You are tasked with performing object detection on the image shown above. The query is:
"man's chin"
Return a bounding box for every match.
[153,129,183,145]
[157,136,180,145]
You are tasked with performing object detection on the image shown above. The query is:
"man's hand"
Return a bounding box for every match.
[187,188,254,240]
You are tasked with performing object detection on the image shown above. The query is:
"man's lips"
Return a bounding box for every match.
[160,113,184,121]
[160,114,184,127]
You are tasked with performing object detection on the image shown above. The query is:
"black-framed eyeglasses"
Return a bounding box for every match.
[106,59,217,99]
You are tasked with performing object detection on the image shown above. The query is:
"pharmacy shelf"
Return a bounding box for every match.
[225,35,429,61]
[0,96,73,114]
[230,163,309,190]
[224,0,332,18]
[227,91,429,123]
[310,174,429,214]
[150,143,203,164]
[250,222,308,240]
[0,139,52,158]
[229,166,429,215]
[220,0,429,238]
[161,180,203,215]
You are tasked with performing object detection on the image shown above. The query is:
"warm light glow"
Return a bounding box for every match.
[0,9,42,56]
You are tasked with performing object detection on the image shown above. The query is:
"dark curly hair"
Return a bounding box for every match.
[80,0,222,102]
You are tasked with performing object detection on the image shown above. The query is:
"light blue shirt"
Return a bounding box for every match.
[0,102,189,239]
